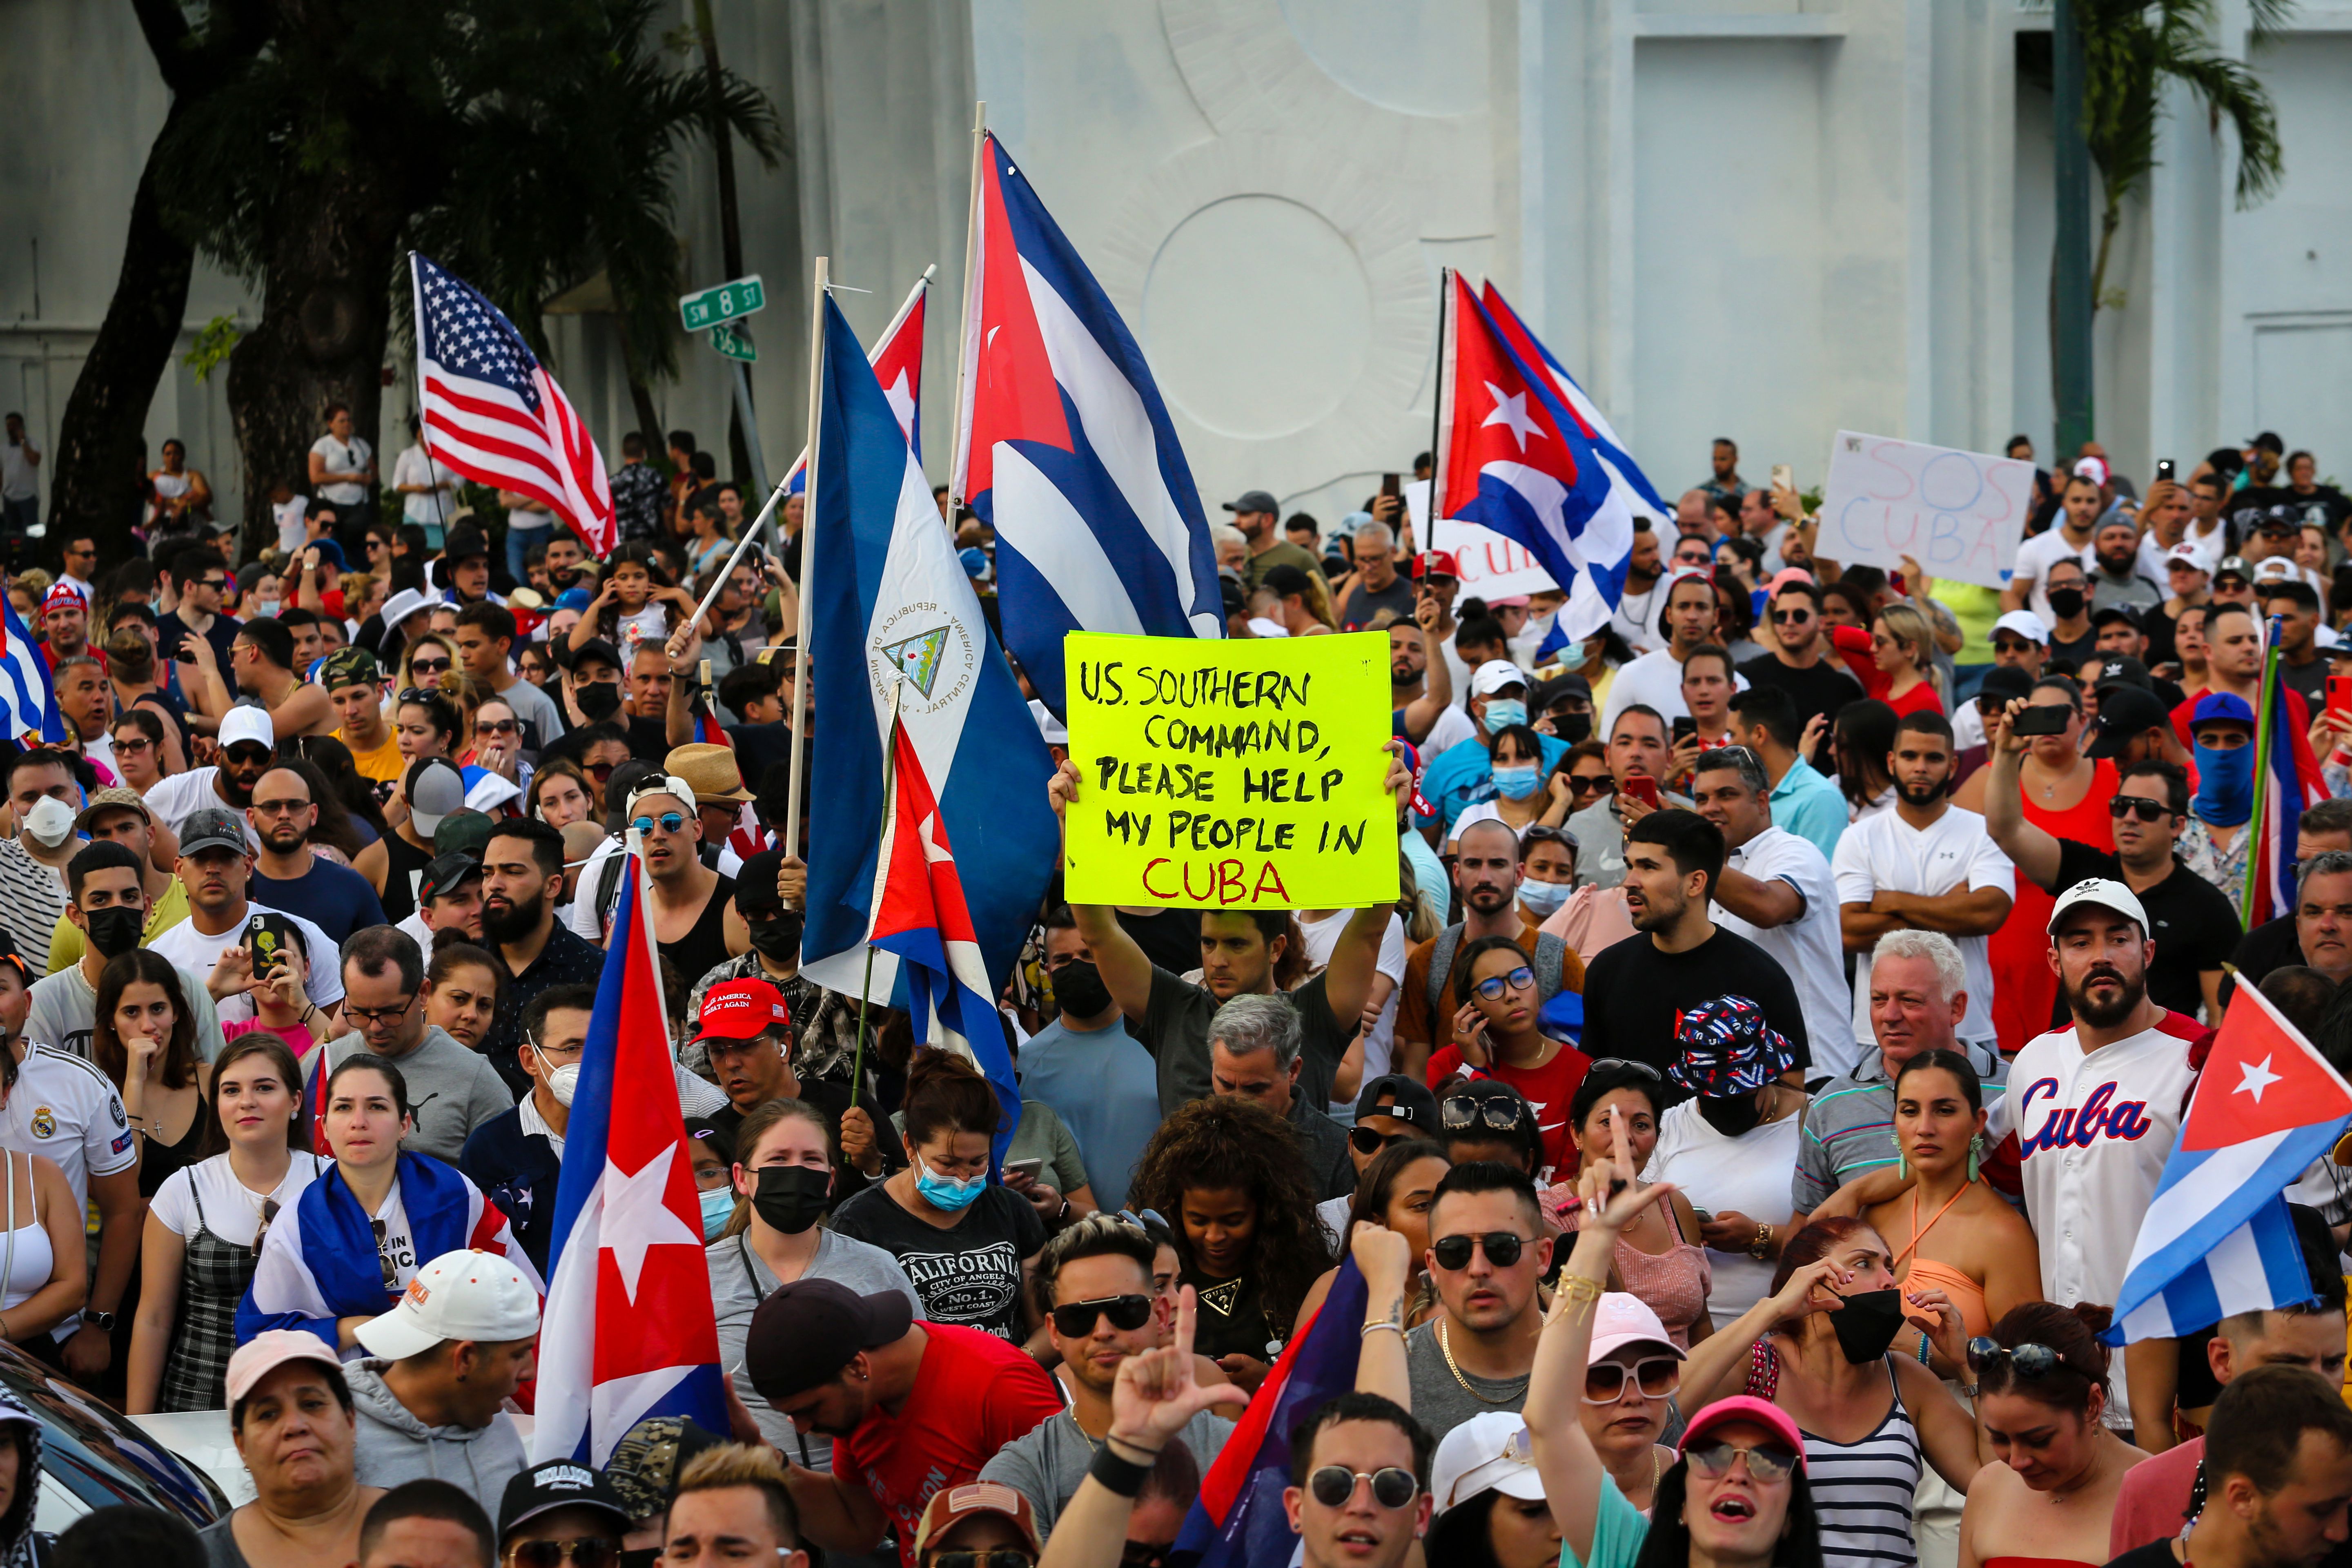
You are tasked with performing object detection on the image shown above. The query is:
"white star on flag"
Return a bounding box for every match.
[883,370,917,437]
[599,1145,704,1302]
[2235,1054,2283,1103]
[1481,383,1544,452]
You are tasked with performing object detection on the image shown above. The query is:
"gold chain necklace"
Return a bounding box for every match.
[1437,1319,1521,1404]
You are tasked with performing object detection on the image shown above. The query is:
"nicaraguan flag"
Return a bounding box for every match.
[532,847,726,1463]
[951,132,1222,719]
[0,590,62,743]
[2106,981,2352,1344]
[803,295,1057,1007]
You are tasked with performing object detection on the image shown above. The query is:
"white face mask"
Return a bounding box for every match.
[22,795,75,850]
[534,1042,580,1107]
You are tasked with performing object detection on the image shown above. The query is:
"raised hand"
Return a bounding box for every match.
[1109,1287,1251,1452]
[1048,757,1083,820]
[1350,1221,1413,1303]
[775,853,807,912]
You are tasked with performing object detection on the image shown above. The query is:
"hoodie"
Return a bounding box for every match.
[0,1390,40,1568]
[345,1357,528,1509]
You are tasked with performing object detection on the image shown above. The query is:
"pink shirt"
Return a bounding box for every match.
[2108,1435,2200,1557]
[221,1017,318,1060]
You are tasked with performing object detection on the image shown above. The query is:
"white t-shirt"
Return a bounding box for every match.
[392,445,456,527]
[2011,528,2096,624]
[566,836,624,942]
[1599,649,1750,739]
[2136,530,2217,586]
[374,1183,419,1290]
[274,495,310,556]
[1438,633,1477,715]
[1831,806,2015,1049]
[1648,1098,1804,1323]
[1295,910,1408,1098]
[0,441,35,502]
[310,434,372,506]
[140,768,247,844]
[1419,705,1476,758]
[1612,584,1661,655]
[1712,826,1855,1082]
[0,1044,136,1217]
[149,904,345,1024]
[151,1151,327,1249]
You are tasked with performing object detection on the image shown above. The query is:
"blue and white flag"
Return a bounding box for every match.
[0,592,62,743]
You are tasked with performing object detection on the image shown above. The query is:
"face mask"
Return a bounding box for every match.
[1827,1287,1909,1364]
[84,905,143,960]
[254,599,281,619]
[751,1165,831,1236]
[2046,587,2086,620]
[697,1185,735,1242]
[1697,1092,1763,1139]
[1483,698,1528,732]
[1517,878,1572,917]
[1052,959,1113,1020]
[746,911,804,961]
[2192,739,2255,827]
[537,1054,581,1108]
[1491,763,1540,800]
[915,1155,988,1213]
[22,795,75,850]
[575,682,622,721]
[1558,711,1594,746]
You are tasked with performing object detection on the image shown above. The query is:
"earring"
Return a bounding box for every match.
[1967,1134,1983,1183]
[1896,1149,1909,1181]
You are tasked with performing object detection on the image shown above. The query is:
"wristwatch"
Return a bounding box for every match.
[82,1310,116,1333]
[1746,1223,1775,1262]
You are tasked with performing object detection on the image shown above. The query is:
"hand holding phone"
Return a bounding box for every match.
[1622,775,1661,810]
[2330,675,2352,726]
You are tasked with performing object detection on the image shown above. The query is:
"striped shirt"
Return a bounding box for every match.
[0,839,67,976]
[1805,1361,1925,1568]
[1792,1051,2009,1214]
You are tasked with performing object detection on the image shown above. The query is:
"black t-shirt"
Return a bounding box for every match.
[828,1182,1047,1343]
[1577,927,1812,1085]
[2106,1543,2180,1568]
[2282,653,2328,716]
[1141,968,1349,1118]
[2051,626,2100,679]
[1117,907,1203,976]
[1736,654,1863,733]
[2229,912,2305,997]
[1336,576,1416,633]
[2049,842,2241,1020]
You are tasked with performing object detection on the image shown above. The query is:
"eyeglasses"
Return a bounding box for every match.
[1439,1094,1528,1133]
[1769,608,1813,625]
[1966,1336,2062,1378]
[1349,1125,1411,1156]
[1584,1355,1682,1403]
[504,1541,621,1568]
[252,1197,280,1259]
[1307,1465,1419,1510]
[372,1218,400,1296]
[1470,965,1535,1002]
[2109,795,2175,823]
[1684,1439,1799,1484]
[346,997,417,1027]
[251,798,311,817]
[1429,1231,1528,1271]
[408,657,451,676]
[633,812,689,837]
[1049,1294,1154,1338]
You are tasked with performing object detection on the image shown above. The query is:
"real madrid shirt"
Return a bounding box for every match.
[0,1043,136,1217]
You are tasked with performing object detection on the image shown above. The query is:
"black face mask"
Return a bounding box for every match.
[2046,587,2086,620]
[574,682,622,721]
[84,906,143,960]
[751,1165,830,1235]
[747,910,803,961]
[1557,711,1594,746]
[1697,1092,1763,1139]
[1828,1287,1909,1364]
[1053,959,1113,1020]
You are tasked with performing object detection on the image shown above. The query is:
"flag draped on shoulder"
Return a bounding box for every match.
[411,253,616,555]
[1437,273,1637,648]
[2105,982,2352,1344]
[802,294,1057,1011]
[950,132,1222,718]
[0,590,62,743]
[532,847,725,1463]
[787,274,928,493]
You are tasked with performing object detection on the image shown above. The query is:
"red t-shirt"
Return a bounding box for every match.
[1883,680,1944,719]
[2108,1433,2200,1556]
[1425,1042,1592,1178]
[834,1324,1062,1566]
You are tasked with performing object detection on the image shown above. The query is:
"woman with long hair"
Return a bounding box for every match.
[393,686,462,766]
[1127,1095,1335,1391]
[397,631,459,696]
[1832,699,1899,822]
[0,1046,89,1364]
[128,1036,323,1413]
[1428,935,1591,1174]
[93,951,211,1198]
[829,1049,1047,1344]
[1448,726,1577,849]
[1293,1137,1451,1333]
[529,757,594,830]
[1872,605,1944,718]
[1561,1060,1713,1349]
[1958,1304,2147,1568]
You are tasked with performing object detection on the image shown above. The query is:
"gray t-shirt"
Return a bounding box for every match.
[706,1227,924,1470]
[1404,1318,1530,1440]
[27,957,226,1063]
[493,673,565,753]
[979,1404,1234,1540]
[316,1027,513,1163]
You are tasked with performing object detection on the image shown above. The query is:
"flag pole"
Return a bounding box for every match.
[851,679,907,1109]
[1423,267,1452,555]
[945,101,987,515]
[784,256,830,864]
[2243,613,2282,918]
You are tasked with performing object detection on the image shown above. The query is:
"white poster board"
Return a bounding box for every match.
[1405,479,1560,599]
[1817,431,2036,590]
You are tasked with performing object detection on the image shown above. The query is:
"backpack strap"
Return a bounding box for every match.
[1533,931,1568,1002]
[1426,924,1464,1020]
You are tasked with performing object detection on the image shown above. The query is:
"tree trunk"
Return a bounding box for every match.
[613,313,665,454]
[47,97,197,566]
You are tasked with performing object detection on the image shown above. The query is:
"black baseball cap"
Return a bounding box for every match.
[1354,1074,1441,1131]
[1223,489,1279,515]
[2089,605,2141,631]
[2094,655,2153,693]
[1974,665,2035,712]
[1260,563,1313,599]
[497,1459,629,1544]
[2087,686,2174,759]
[735,847,786,916]
[416,851,482,905]
[745,1280,914,1403]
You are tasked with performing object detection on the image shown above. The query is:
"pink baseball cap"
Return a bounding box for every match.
[225,1329,346,1405]
[1679,1394,1806,1472]
[1763,568,1815,598]
[1591,1292,1687,1364]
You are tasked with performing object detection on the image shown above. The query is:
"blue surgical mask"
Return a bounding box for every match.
[1518,877,1573,916]
[2192,739,2255,827]
[915,1155,988,1212]
[697,1185,735,1242]
[1491,763,1540,800]
[1483,698,1528,732]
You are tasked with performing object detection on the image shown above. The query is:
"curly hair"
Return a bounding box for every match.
[1127,1097,1334,1329]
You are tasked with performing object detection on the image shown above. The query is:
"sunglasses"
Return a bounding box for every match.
[1050,1294,1154,1338]
[1769,608,1813,625]
[408,657,451,675]
[1684,1439,1799,1484]
[1429,1231,1528,1271]
[633,812,689,837]
[372,1218,400,1296]
[252,1197,281,1259]
[1120,1545,1169,1568]
[1569,774,1615,796]
[1440,1094,1528,1133]
[1967,1337,2063,1377]
[477,719,517,737]
[505,1543,620,1568]
[251,797,310,818]
[1471,965,1535,1002]
[1307,1466,1419,1510]
[1585,1355,1682,1403]
[2109,795,2174,823]
[930,1555,1036,1568]
[1349,1125,1411,1156]
[586,761,619,781]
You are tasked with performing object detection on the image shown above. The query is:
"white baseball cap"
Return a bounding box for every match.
[1992,610,2049,646]
[1431,1414,1548,1512]
[2252,557,2298,584]
[2166,542,2210,571]
[1471,660,1529,698]
[217,706,275,754]
[2046,876,2148,937]
[355,1248,541,1361]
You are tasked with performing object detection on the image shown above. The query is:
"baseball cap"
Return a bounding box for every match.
[179,806,249,858]
[2072,455,2111,487]
[695,977,791,1045]
[307,538,348,572]
[734,848,786,916]
[744,1279,915,1402]
[2090,605,2141,632]
[554,586,594,614]
[218,706,276,755]
[2191,691,2257,733]
[1680,1395,1806,1472]
[1260,563,1313,600]
[2247,430,2286,455]
[2046,876,2149,937]
[2093,655,2152,692]
[1245,617,1291,639]
[1222,489,1279,516]
[1974,665,2035,711]
[626,774,699,819]
[2086,687,2172,758]
[1411,550,1460,581]
[1591,1290,1686,1365]
[74,785,149,834]
[320,646,381,690]
[416,851,483,906]
[497,1460,630,1544]
[434,808,497,860]
[665,742,751,806]
[2166,543,2210,572]
[2215,556,2252,585]
[913,1483,1042,1559]
[1432,1414,1549,1514]
[1354,1074,1441,1133]
[1470,660,1529,699]
[405,757,468,837]
[1486,593,1532,608]
[567,637,624,676]
[1532,674,1592,711]
[1992,610,2050,646]
[356,1248,540,1361]
[603,1417,728,1524]
[2252,557,2298,584]
[40,584,85,615]
[225,1328,346,1405]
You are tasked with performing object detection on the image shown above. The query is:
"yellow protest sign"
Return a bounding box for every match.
[1062,631,1401,910]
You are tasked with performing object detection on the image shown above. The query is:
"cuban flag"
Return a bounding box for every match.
[1437,273,1637,648]
[532,846,726,1463]
[802,294,1058,1013]
[869,712,1023,1166]
[786,272,928,494]
[950,132,1222,719]
[0,589,62,743]
[2249,617,2329,925]
[1480,282,1672,532]
[1172,1258,1367,1568]
[2105,982,2352,1344]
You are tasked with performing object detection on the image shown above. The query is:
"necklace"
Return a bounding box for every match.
[1437,1319,1523,1405]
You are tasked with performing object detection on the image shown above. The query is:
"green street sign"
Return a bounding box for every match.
[709,321,757,362]
[679,274,766,332]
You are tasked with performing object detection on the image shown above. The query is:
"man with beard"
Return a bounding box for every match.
[1601,568,1741,735]
[1564,706,1680,891]
[149,806,343,1029]
[2089,515,2163,614]
[1609,521,1665,654]
[1402,1163,1555,1436]
[1577,808,1811,1079]
[1737,577,1862,736]
[247,766,385,944]
[2005,471,2101,624]
[1386,612,1463,752]
[475,820,604,1101]
[1393,819,1584,1083]
[140,705,276,840]
[28,840,227,1063]
[1831,710,2013,1073]
[1998,878,2202,1423]
[2106,1367,2352,1568]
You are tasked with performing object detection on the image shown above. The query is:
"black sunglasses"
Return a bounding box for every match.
[1770,608,1813,624]
[372,1218,399,1296]
[930,1555,1036,1568]
[2109,795,2174,822]
[1967,1336,2063,1377]
[1440,1094,1528,1133]
[1307,1466,1419,1510]
[505,1543,620,1568]
[252,1197,281,1259]
[1050,1294,1153,1338]
[1430,1231,1527,1271]
[1349,1125,1411,1156]
[407,657,451,675]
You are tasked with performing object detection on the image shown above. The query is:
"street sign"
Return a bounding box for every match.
[709,322,757,362]
[679,274,766,332]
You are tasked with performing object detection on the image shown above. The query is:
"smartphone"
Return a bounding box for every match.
[1380,473,1402,500]
[2329,675,2352,724]
[1004,1157,1045,1183]
[2011,703,2073,737]
[2157,459,2177,483]
[1771,463,1795,493]
[1623,775,1660,809]
[247,912,298,974]
[1689,1208,1714,1227]
[1671,716,1697,746]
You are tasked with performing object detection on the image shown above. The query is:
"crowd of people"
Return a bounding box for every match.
[1,414,2352,1568]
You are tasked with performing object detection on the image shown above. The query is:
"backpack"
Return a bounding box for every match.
[1425,922,1570,1020]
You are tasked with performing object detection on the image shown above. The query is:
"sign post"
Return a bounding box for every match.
[681,278,771,499]
[679,275,766,332]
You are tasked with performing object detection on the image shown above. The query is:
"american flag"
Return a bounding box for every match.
[410,253,616,554]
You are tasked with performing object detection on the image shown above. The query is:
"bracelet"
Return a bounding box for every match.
[1360,1320,1405,1338]
[1915,1332,1934,1365]
[1088,1440,1158,1497]
[1545,1274,1605,1326]
[1747,1223,1775,1262]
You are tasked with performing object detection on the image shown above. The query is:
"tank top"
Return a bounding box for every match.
[380,828,435,922]
[1613,1198,1711,1350]
[1989,761,2118,1053]
[0,1150,53,1317]
[659,873,736,988]
[1802,1359,1926,1568]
